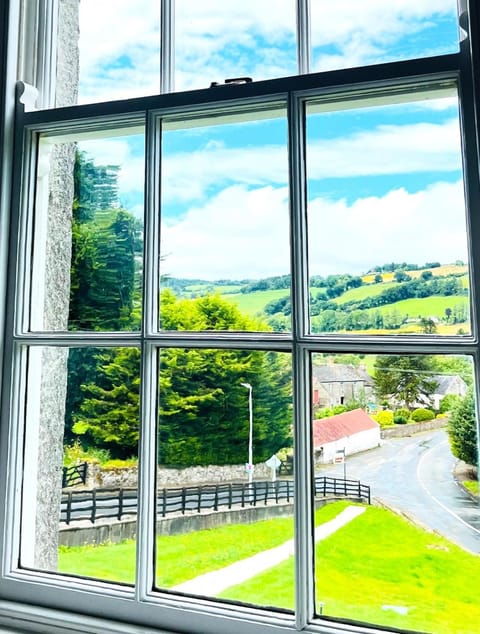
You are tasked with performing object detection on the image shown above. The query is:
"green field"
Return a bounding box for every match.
[224,288,289,315]
[335,282,400,305]
[367,295,469,319]
[58,502,480,634]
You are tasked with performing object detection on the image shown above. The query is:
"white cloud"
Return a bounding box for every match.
[161,117,461,207]
[308,180,467,276]
[160,185,290,280]
[77,1,457,100]
[78,0,160,102]
[311,0,457,71]
[160,180,467,280]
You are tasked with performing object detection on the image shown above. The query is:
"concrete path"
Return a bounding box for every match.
[173,505,366,596]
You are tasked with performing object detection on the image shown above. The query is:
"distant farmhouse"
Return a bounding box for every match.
[312,408,380,464]
[312,362,374,409]
[429,374,468,410]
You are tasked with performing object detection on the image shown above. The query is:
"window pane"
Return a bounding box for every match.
[309,353,479,633]
[174,0,297,92]
[20,346,140,584]
[30,130,144,332]
[311,1,459,74]
[77,0,160,104]
[306,88,470,336]
[159,106,290,333]
[155,348,293,608]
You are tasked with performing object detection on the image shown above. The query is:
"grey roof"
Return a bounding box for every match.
[312,364,374,386]
[432,374,467,395]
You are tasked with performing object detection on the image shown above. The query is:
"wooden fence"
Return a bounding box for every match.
[60,476,370,525]
[62,462,87,488]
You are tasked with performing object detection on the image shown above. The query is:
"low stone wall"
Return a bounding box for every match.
[86,462,273,489]
[381,417,446,439]
[59,497,349,548]
[59,502,295,547]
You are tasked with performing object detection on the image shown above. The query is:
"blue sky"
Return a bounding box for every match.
[77,1,467,280]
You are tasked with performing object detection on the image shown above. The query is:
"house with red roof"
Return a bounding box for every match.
[312,408,380,464]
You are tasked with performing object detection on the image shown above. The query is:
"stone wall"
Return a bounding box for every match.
[86,462,275,489]
[381,418,446,439]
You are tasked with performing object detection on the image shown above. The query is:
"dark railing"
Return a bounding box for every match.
[62,462,87,488]
[60,477,370,525]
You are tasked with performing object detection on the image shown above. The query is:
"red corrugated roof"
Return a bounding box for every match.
[312,408,379,446]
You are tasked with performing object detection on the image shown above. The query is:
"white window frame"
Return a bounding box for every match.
[0,1,480,633]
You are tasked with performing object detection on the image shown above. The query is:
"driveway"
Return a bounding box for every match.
[319,429,480,554]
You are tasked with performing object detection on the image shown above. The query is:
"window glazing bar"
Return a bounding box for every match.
[160,0,174,93]
[296,0,311,75]
[288,93,315,627]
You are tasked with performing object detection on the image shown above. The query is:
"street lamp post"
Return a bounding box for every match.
[241,382,253,487]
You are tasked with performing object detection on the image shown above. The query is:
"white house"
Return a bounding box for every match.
[312,408,380,464]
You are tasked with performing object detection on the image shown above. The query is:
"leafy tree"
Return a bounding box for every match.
[74,293,293,464]
[72,348,140,456]
[374,355,438,409]
[374,274,383,283]
[447,389,478,465]
[419,317,437,334]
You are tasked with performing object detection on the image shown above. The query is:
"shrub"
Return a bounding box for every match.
[373,410,394,428]
[394,408,411,420]
[411,408,435,422]
[439,393,462,414]
[394,415,408,424]
[63,440,111,467]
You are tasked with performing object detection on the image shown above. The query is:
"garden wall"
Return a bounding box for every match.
[380,418,446,439]
[86,462,274,489]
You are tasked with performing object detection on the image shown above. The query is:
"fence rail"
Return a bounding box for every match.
[60,476,370,525]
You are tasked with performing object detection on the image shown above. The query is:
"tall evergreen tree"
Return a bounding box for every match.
[374,355,438,409]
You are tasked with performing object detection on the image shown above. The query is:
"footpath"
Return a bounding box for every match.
[173,505,366,596]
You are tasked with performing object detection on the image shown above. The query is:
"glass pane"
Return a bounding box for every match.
[311,0,459,74]
[30,129,144,332]
[77,0,160,104]
[155,348,293,608]
[174,0,297,92]
[306,88,470,336]
[20,346,140,584]
[309,353,479,634]
[159,106,290,333]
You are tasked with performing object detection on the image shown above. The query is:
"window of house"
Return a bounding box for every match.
[1,2,479,634]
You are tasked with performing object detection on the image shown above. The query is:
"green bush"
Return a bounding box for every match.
[394,415,408,424]
[63,440,111,467]
[373,410,394,428]
[411,408,435,422]
[394,408,411,420]
[439,394,462,414]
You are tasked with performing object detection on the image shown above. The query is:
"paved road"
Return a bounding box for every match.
[319,429,480,554]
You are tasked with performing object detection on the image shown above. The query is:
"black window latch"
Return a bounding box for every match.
[210,77,253,87]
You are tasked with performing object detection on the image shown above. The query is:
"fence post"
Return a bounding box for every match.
[118,488,124,520]
[197,486,202,513]
[181,488,186,515]
[91,489,97,523]
[323,477,326,497]
[162,488,167,517]
[228,483,232,509]
[81,462,87,485]
[66,492,72,525]
[253,482,257,506]
[241,483,245,507]
[214,485,219,511]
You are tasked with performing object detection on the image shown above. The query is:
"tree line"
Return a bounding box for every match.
[65,151,292,466]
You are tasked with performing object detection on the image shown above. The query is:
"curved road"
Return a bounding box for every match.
[320,429,480,554]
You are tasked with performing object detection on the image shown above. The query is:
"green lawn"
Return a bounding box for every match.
[221,505,480,634]
[58,502,480,634]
